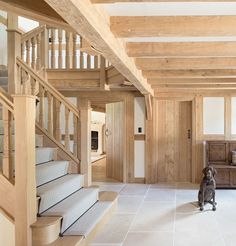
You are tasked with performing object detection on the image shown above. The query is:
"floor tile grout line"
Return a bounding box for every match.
[121,184,151,245]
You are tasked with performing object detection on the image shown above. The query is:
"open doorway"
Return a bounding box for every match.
[91,101,125,183]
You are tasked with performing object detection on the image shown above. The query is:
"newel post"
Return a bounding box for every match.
[13,95,37,246]
[7,13,22,94]
[78,98,92,186]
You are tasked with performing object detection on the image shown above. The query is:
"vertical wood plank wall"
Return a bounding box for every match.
[106,101,124,182]
[153,100,192,182]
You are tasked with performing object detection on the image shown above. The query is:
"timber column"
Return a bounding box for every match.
[14,95,37,246]
[78,98,92,186]
[7,13,22,94]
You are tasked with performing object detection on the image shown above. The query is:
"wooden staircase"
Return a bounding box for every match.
[0,23,118,246]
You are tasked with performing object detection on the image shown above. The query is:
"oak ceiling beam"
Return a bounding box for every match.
[0,0,69,29]
[126,42,236,57]
[136,57,236,70]
[44,0,153,96]
[152,84,236,89]
[111,16,236,37]
[149,78,236,85]
[92,0,236,3]
[143,70,236,79]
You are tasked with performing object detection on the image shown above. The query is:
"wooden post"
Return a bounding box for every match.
[100,56,109,90]
[41,26,48,78]
[7,13,22,94]
[13,95,37,246]
[78,98,91,186]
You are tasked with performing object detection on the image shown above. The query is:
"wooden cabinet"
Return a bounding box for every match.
[205,141,236,188]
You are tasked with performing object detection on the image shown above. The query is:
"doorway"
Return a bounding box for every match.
[91,101,125,183]
[157,100,192,182]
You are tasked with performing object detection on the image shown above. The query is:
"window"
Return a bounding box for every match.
[203,97,224,135]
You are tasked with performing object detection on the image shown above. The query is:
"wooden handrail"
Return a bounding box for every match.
[16,57,79,117]
[0,173,15,218]
[16,57,81,162]
[21,25,46,43]
[0,88,14,113]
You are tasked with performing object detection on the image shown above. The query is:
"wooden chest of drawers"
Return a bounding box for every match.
[205,141,236,188]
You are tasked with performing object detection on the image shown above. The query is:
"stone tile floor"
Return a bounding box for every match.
[91,182,236,246]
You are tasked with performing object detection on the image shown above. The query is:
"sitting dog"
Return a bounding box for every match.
[198,166,217,211]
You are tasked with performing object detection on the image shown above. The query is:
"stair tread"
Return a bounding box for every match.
[37,174,84,214]
[32,216,62,228]
[42,236,83,246]
[63,201,113,237]
[36,161,69,187]
[42,188,99,233]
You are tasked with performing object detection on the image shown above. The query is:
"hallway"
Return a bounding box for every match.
[91,182,236,246]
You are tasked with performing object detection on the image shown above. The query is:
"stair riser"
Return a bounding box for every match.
[43,189,99,233]
[32,218,62,246]
[61,191,99,233]
[37,175,84,214]
[36,161,69,187]
[0,135,43,152]
[36,148,57,165]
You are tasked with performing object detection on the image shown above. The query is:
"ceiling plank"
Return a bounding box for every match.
[44,0,153,96]
[143,70,236,78]
[136,57,236,70]
[111,16,236,37]
[149,78,236,85]
[126,42,236,57]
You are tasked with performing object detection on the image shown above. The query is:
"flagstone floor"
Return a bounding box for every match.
[91,182,236,246]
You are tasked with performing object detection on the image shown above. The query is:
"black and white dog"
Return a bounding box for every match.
[198,166,217,211]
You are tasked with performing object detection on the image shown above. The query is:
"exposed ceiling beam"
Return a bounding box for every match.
[149,78,236,85]
[152,84,236,89]
[136,57,236,70]
[126,42,236,57]
[111,16,236,37]
[92,0,236,3]
[143,70,236,78]
[44,0,153,96]
[0,0,69,29]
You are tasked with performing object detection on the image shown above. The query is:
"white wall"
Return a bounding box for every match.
[203,97,225,135]
[232,97,236,134]
[134,97,146,134]
[0,11,7,66]
[0,211,15,246]
[91,111,105,124]
[134,97,146,178]
[18,16,39,32]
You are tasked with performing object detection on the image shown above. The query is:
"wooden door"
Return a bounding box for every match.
[157,101,192,182]
[105,101,124,182]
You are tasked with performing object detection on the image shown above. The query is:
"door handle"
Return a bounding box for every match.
[105,129,111,136]
[187,129,191,139]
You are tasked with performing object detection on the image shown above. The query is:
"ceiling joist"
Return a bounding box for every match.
[136,57,236,70]
[126,42,236,57]
[111,16,236,37]
[44,0,153,96]
[143,70,236,79]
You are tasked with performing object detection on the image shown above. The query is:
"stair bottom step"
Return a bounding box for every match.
[63,201,114,237]
[40,236,83,246]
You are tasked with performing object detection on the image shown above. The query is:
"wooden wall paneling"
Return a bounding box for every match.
[125,95,134,183]
[106,101,124,182]
[156,100,192,182]
[193,96,204,183]
[178,101,192,182]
